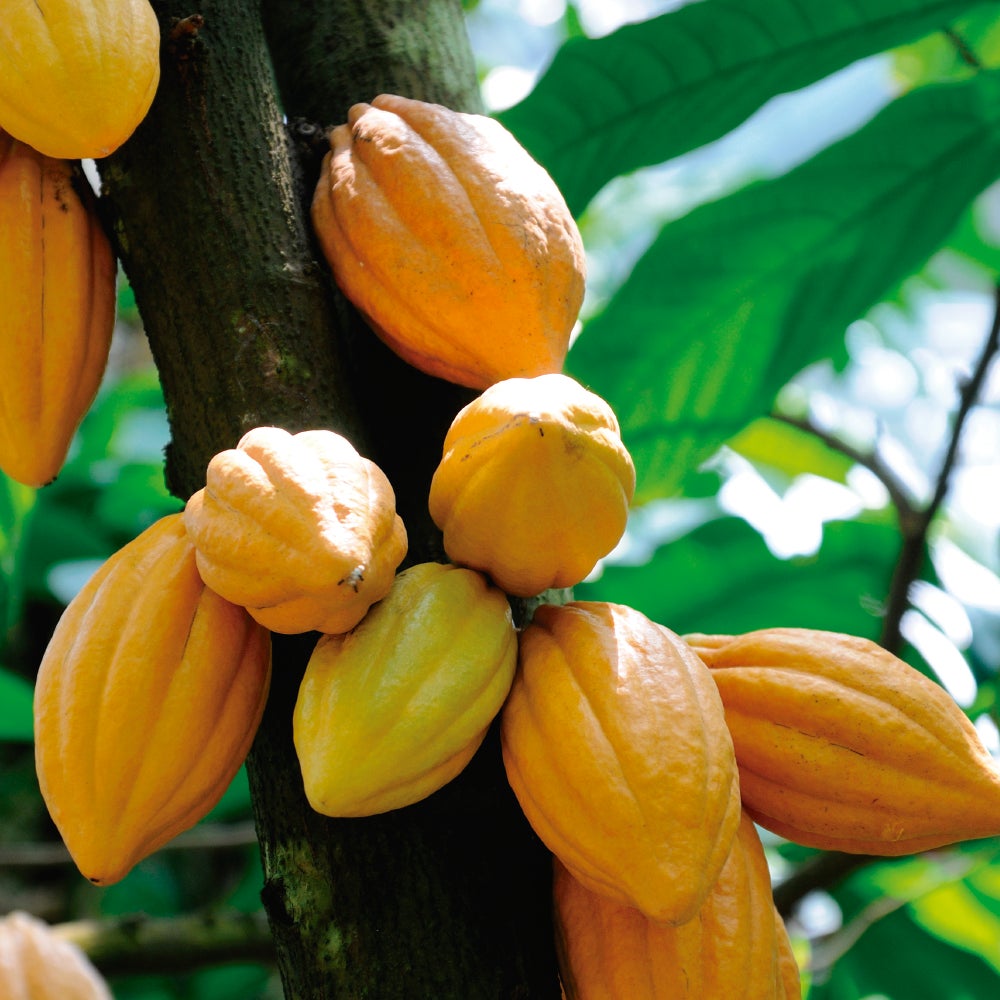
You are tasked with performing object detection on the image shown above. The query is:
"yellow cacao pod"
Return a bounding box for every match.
[294,562,517,816]
[34,513,272,885]
[502,601,741,924]
[311,93,586,389]
[554,811,796,1000]
[183,426,407,635]
[0,130,116,486]
[0,911,111,1000]
[0,0,160,159]
[687,627,1000,854]
[429,374,636,597]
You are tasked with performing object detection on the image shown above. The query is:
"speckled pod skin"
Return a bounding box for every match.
[311,93,585,389]
[688,627,1000,854]
[429,374,636,597]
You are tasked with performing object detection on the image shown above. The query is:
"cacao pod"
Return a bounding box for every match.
[183,426,407,635]
[687,627,1000,854]
[0,130,116,487]
[428,374,636,597]
[774,912,802,1000]
[554,811,795,999]
[502,601,741,924]
[34,513,272,885]
[0,911,111,1000]
[0,0,160,159]
[294,561,517,816]
[311,93,586,389]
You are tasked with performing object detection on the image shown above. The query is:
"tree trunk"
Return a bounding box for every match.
[99,1,560,997]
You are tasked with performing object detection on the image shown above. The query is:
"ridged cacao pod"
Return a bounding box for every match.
[429,374,636,597]
[502,602,741,924]
[775,912,802,1000]
[0,0,160,159]
[554,811,797,999]
[34,513,272,885]
[183,426,407,635]
[0,130,116,487]
[0,911,111,1000]
[687,627,1000,854]
[311,93,586,389]
[294,561,517,816]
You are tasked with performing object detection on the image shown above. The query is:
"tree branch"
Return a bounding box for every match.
[51,911,274,979]
[771,282,1000,917]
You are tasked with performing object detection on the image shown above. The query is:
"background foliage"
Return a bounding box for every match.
[3,1,1000,996]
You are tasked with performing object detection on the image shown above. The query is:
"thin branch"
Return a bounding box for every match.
[770,283,1000,916]
[51,910,275,978]
[771,412,917,520]
[0,822,258,868]
[880,281,1000,653]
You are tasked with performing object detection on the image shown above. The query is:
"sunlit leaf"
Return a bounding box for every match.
[577,516,896,638]
[569,71,1000,500]
[500,0,993,214]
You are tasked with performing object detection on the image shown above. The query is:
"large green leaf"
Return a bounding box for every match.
[569,71,1000,501]
[576,515,897,638]
[500,0,994,215]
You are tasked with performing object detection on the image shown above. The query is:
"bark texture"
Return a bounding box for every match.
[99,2,560,997]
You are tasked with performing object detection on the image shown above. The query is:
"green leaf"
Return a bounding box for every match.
[0,666,35,741]
[569,71,1000,501]
[576,516,897,638]
[727,417,856,486]
[499,0,994,215]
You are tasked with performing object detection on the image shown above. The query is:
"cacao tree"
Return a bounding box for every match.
[2,1,1000,998]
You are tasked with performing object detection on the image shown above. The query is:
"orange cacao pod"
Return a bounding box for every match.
[0,0,160,159]
[774,912,802,1000]
[502,602,741,924]
[34,513,272,885]
[294,562,517,816]
[183,426,407,635]
[0,911,111,1000]
[0,130,116,486]
[554,811,795,999]
[428,374,636,596]
[687,627,1000,854]
[311,93,586,389]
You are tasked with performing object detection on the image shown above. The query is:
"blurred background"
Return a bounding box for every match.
[3,1,1000,997]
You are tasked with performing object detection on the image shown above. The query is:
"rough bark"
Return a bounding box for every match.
[99,2,559,997]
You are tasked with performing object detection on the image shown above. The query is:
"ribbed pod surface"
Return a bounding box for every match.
[689,627,1000,854]
[0,0,160,159]
[0,130,116,486]
[311,93,586,389]
[183,426,407,635]
[554,812,798,999]
[429,374,636,596]
[502,601,741,924]
[34,514,272,885]
[294,562,518,816]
